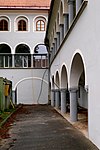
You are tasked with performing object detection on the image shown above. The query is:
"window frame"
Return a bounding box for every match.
[15,16,29,32]
[18,19,27,31]
[36,20,45,31]
[0,16,10,32]
[34,16,46,32]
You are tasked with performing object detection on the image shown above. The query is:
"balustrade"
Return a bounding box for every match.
[0,53,48,68]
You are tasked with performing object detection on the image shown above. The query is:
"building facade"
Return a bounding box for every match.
[45,0,100,149]
[0,0,50,104]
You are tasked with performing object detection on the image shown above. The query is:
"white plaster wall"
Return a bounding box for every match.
[0,10,49,104]
[0,69,48,104]
[0,11,48,54]
[50,0,100,148]
[78,86,88,109]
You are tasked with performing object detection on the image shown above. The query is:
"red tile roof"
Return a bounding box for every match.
[0,0,50,8]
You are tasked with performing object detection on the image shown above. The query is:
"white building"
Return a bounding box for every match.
[0,0,50,104]
[45,0,100,149]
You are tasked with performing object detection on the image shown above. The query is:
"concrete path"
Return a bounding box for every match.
[0,105,99,150]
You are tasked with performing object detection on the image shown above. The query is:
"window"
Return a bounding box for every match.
[15,16,28,32]
[0,19,8,31]
[36,20,45,31]
[0,44,12,68]
[34,16,46,32]
[18,20,26,31]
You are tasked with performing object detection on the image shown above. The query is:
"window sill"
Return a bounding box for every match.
[34,30,45,32]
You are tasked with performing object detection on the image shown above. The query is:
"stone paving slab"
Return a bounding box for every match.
[0,105,99,150]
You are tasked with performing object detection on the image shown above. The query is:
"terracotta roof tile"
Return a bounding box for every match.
[0,0,50,7]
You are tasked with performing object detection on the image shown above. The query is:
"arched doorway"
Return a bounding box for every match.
[15,44,31,68]
[69,53,88,133]
[51,75,55,106]
[13,76,48,104]
[0,43,12,67]
[51,75,55,90]
[55,71,60,109]
[61,65,68,89]
[55,71,60,89]
[60,65,69,113]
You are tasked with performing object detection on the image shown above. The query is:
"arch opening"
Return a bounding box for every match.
[61,65,68,88]
[60,2,64,24]
[51,75,55,89]
[60,65,70,112]
[13,77,48,105]
[15,44,31,68]
[55,71,60,89]
[0,43,12,67]
[70,53,88,133]
[54,71,61,109]
[33,44,48,68]
[15,44,30,54]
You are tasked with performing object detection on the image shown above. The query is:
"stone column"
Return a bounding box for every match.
[54,38,57,53]
[63,14,69,36]
[57,32,60,50]
[31,54,33,68]
[50,47,53,62]
[53,43,55,56]
[51,89,55,107]
[12,54,15,67]
[55,89,60,109]
[76,0,82,13]
[69,88,78,122]
[68,0,74,26]
[60,24,64,44]
[61,89,67,113]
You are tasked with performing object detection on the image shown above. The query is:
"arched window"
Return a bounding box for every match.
[36,20,45,31]
[15,16,28,32]
[18,20,26,31]
[0,44,12,67]
[0,16,10,31]
[0,19,8,31]
[34,16,46,32]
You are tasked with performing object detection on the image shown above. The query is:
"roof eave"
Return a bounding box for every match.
[0,6,50,10]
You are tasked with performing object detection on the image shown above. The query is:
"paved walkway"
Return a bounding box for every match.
[0,105,99,150]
